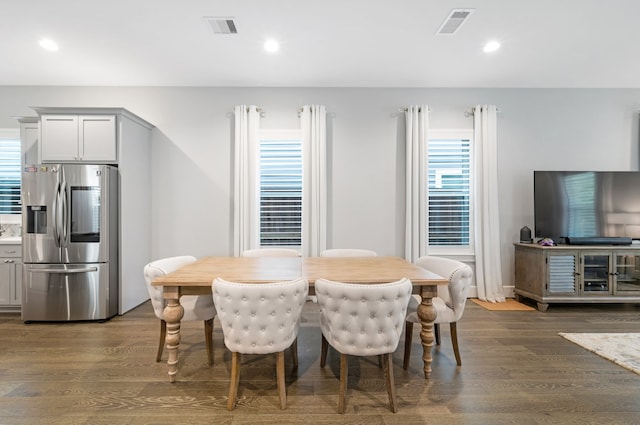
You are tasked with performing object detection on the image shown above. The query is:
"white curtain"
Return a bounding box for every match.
[300,105,327,257]
[232,105,260,256]
[473,105,505,302]
[404,105,429,263]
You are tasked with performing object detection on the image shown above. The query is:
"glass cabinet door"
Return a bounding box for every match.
[615,253,640,294]
[582,253,612,294]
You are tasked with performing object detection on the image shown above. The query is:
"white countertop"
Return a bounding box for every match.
[0,237,21,244]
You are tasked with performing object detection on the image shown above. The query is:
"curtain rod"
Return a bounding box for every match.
[464,107,502,117]
[399,107,431,113]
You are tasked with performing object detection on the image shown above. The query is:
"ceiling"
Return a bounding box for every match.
[4,0,640,88]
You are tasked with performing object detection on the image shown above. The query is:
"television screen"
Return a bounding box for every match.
[534,171,640,242]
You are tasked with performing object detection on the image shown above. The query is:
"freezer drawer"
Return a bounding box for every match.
[22,263,116,321]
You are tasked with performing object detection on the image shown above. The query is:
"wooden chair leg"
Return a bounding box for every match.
[450,322,461,366]
[383,353,398,413]
[291,338,299,369]
[227,352,241,411]
[320,334,328,368]
[156,320,167,362]
[204,318,214,366]
[339,353,348,414]
[435,323,441,346]
[403,321,413,370]
[276,350,287,409]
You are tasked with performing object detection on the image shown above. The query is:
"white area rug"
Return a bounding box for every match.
[559,332,640,375]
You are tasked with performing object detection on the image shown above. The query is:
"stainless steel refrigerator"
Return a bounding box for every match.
[21,164,119,322]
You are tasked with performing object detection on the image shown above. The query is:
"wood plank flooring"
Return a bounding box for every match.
[1,300,640,424]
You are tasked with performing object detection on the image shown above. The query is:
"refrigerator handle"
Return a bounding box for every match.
[60,180,69,246]
[52,181,61,247]
[27,267,99,274]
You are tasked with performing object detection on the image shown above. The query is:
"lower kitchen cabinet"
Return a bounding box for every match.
[0,244,22,312]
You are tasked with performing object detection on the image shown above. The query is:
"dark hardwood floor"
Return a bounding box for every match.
[1,299,639,425]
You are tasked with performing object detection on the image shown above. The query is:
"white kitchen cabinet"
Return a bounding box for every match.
[40,114,116,162]
[0,244,22,312]
[17,116,39,165]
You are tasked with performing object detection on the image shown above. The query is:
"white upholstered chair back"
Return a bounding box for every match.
[241,248,301,257]
[144,255,216,322]
[320,248,378,257]
[408,256,473,324]
[315,278,412,356]
[212,277,309,354]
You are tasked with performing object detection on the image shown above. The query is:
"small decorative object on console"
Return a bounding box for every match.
[538,238,555,246]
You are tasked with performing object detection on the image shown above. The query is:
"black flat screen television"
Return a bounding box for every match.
[534,171,640,243]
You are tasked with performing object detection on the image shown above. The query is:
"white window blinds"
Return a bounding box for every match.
[427,136,471,246]
[0,138,21,215]
[259,138,302,246]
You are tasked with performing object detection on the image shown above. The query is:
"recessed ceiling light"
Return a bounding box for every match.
[264,39,279,53]
[483,41,501,53]
[39,38,59,51]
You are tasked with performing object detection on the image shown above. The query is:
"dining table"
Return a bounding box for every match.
[151,255,448,382]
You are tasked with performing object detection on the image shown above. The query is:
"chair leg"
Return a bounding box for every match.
[204,318,214,366]
[276,350,287,409]
[291,337,299,369]
[450,322,461,366]
[320,334,328,368]
[156,320,167,362]
[339,353,348,414]
[383,353,398,413]
[403,321,413,370]
[227,352,241,411]
[435,323,441,346]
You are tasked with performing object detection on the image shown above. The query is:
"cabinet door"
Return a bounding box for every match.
[582,252,613,294]
[546,252,579,294]
[12,261,22,305]
[0,261,14,305]
[41,115,79,161]
[20,121,39,165]
[614,252,640,294]
[79,115,116,162]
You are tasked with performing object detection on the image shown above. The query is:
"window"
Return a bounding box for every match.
[258,130,302,247]
[0,130,21,215]
[427,130,473,253]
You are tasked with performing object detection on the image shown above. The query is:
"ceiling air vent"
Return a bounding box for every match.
[436,9,474,35]
[203,17,238,34]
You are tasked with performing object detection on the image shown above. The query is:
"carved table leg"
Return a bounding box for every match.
[163,288,184,383]
[418,286,438,379]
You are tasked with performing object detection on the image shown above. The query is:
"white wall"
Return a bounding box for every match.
[1,86,639,293]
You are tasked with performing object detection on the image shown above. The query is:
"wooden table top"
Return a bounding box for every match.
[152,256,447,287]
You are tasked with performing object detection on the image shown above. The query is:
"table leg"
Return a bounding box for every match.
[417,286,438,379]
[163,288,184,383]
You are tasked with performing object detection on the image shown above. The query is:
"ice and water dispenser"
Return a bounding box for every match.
[26,206,47,234]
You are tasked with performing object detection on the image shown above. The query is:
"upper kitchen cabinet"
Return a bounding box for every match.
[31,107,151,165]
[40,114,116,162]
[17,116,39,166]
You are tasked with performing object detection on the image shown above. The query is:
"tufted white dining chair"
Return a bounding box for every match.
[212,277,308,410]
[144,256,217,364]
[320,248,378,257]
[241,248,301,257]
[315,277,412,413]
[403,256,473,369]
